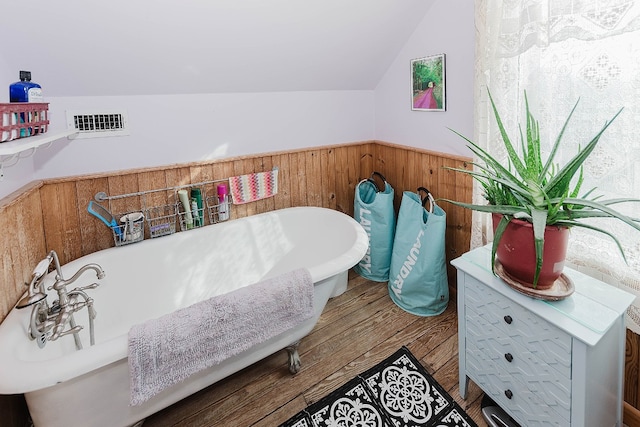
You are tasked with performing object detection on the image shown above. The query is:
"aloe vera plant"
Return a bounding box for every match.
[442,90,640,287]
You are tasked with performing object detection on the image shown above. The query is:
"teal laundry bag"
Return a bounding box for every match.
[388,189,448,316]
[353,172,396,282]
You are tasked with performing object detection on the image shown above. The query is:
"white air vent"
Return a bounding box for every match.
[66,110,130,138]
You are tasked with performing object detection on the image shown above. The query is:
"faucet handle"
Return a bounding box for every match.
[74,283,100,292]
[49,281,99,292]
[53,325,83,340]
[32,257,52,280]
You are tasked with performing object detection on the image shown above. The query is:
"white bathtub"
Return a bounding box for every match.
[0,206,368,427]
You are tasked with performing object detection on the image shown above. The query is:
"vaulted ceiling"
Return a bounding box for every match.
[3,0,435,97]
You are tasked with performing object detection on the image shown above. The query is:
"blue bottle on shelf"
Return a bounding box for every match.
[9,71,44,137]
[9,71,43,102]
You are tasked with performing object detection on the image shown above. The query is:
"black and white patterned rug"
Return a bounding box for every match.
[280,346,478,427]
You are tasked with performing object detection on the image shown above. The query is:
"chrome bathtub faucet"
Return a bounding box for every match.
[16,250,105,350]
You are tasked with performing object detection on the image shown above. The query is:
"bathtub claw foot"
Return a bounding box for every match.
[285,342,301,374]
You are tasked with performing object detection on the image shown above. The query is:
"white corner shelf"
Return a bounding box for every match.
[0,129,78,158]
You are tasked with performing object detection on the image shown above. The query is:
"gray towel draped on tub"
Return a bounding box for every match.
[128,268,314,406]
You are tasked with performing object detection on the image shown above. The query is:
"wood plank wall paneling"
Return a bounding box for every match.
[628,329,640,408]
[0,183,48,427]
[76,177,111,255]
[334,146,351,214]
[3,140,640,422]
[40,181,83,266]
[0,140,472,319]
[369,142,472,300]
[0,182,47,321]
[273,153,291,210]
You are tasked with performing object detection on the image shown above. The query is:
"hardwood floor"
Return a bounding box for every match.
[143,271,485,426]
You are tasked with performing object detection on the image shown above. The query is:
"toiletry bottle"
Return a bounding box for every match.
[191,198,200,227]
[217,184,230,221]
[177,189,194,229]
[9,71,43,137]
[9,71,43,103]
[190,188,203,226]
[1,112,17,142]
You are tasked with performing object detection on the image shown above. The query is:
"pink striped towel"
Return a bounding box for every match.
[228,168,278,204]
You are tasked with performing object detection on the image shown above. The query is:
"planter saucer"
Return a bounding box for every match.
[494,260,575,301]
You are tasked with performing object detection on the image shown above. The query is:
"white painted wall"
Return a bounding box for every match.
[374,1,475,157]
[32,91,374,178]
[0,0,475,199]
[0,60,36,196]
[2,0,433,97]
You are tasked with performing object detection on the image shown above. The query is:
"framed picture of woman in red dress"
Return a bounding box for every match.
[411,54,445,111]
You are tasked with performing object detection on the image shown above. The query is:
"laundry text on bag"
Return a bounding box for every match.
[390,229,425,299]
[357,208,372,274]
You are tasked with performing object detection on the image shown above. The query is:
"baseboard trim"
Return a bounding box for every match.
[625,401,640,427]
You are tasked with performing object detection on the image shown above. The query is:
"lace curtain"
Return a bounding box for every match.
[474,0,640,333]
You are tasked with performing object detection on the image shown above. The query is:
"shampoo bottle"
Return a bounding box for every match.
[9,71,43,102]
[217,184,230,221]
[190,188,203,226]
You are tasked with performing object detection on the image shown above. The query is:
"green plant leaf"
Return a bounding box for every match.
[491,214,511,277]
[540,98,580,180]
[551,197,640,231]
[524,92,543,181]
[545,108,623,199]
[530,208,548,287]
[436,199,529,216]
[442,88,638,282]
[554,220,629,262]
[487,91,528,179]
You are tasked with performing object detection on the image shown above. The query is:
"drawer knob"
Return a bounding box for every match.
[505,389,513,399]
[504,353,513,363]
[504,315,513,324]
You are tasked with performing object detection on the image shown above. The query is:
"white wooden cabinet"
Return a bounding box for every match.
[451,246,635,427]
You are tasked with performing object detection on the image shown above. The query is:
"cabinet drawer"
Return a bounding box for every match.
[467,342,570,425]
[466,324,571,410]
[466,308,572,380]
[464,275,571,377]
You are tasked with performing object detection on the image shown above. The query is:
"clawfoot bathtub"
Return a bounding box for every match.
[0,206,368,427]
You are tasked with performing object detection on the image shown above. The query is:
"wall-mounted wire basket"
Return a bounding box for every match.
[144,204,177,238]
[111,211,145,246]
[177,186,206,232]
[178,206,206,231]
[94,174,247,247]
[206,196,232,224]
